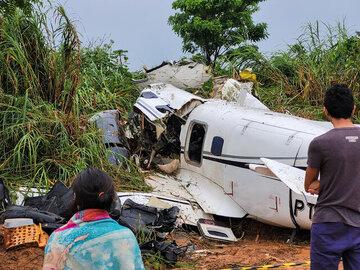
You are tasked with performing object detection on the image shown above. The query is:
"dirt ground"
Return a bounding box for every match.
[0,247,44,270]
[0,239,310,270]
[0,240,310,270]
[170,221,312,270]
[0,221,334,270]
[0,220,314,270]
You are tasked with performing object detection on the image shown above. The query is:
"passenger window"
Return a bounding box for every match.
[187,123,206,165]
[211,136,224,156]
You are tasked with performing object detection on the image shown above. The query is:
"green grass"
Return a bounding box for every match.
[174,261,196,269]
[143,252,169,270]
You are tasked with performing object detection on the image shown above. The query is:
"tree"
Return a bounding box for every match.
[169,0,268,67]
[0,0,41,15]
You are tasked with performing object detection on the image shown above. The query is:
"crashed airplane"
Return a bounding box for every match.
[112,78,334,235]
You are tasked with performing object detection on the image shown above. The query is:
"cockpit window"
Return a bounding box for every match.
[187,123,206,165]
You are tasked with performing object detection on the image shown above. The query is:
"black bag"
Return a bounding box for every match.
[24,181,75,220]
[118,199,179,234]
[0,180,11,211]
[0,205,66,233]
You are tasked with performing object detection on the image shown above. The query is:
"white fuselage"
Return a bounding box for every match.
[178,100,331,230]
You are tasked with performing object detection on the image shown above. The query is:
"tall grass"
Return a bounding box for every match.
[0,82,148,192]
[261,22,360,119]
[0,4,80,114]
[0,1,148,192]
[76,43,139,116]
[224,22,360,120]
[263,23,358,98]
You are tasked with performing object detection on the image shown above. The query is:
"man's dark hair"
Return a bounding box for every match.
[324,84,354,119]
[73,168,115,211]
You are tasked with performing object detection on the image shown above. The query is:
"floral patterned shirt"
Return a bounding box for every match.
[43,209,144,270]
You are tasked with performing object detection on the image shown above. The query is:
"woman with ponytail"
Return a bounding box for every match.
[43,168,144,270]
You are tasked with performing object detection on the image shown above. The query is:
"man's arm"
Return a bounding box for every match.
[304,167,320,194]
[305,138,322,195]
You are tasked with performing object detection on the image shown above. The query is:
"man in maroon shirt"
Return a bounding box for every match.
[305,84,360,270]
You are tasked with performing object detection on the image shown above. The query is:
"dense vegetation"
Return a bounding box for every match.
[0,1,147,191]
[222,22,360,121]
[1,1,359,194]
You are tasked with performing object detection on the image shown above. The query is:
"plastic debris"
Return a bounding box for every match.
[4,218,34,228]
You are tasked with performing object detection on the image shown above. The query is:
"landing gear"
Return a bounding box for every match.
[286,228,299,244]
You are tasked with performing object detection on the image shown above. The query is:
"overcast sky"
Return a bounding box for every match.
[62,0,359,70]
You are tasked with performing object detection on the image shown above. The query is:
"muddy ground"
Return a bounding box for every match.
[0,220,330,270]
[171,220,312,270]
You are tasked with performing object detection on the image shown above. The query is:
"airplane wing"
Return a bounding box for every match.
[178,169,248,218]
[147,172,247,219]
[261,158,318,198]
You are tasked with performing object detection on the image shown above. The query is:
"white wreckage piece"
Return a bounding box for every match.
[117,174,239,242]
[136,60,212,90]
[130,81,331,232]
[118,174,212,227]
[216,79,268,110]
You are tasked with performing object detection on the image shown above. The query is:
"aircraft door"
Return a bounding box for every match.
[183,121,227,189]
[184,121,207,167]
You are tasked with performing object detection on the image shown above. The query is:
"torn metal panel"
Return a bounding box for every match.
[178,169,247,218]
[176,100,203,118]
[131,85,203,169]
[134,84,204,121]
[89,110,129,165]
[149,84,204,111]
[89,110,122,144]
[134,92,171,121]
[145,174,195,202]
[139,60,211,89]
